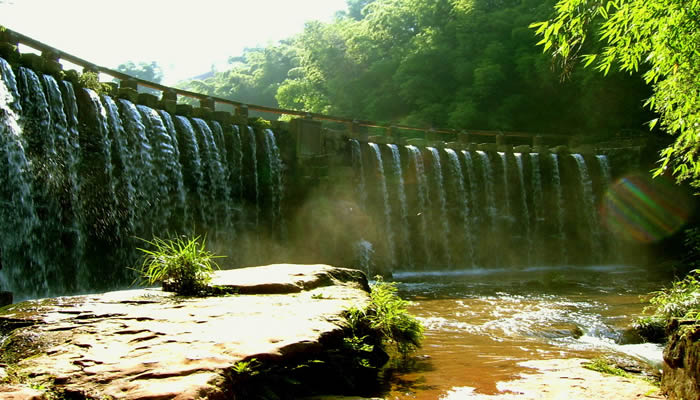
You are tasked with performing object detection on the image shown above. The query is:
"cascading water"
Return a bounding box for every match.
[514,153,532,265]
[445,148,474,267]
[388,144,411,268]
[118,99,158,236]
[427,147,452,267]
[353,239,375,278]
[228,125,243,232]
[262,129,283,236]
[550,154,568,264]
[138,105,188,233]
[498,152,511,227]
[173,115,207,230]
[158,109,188,232]
[461,151,480,263]
[350,139,367,208]
[192,118,232,236]
[0,59,41,297]
[597,154,611,184]
[406,145,432,267]
[572,154,602,261]
[0,56,289,299]
[529,153,544,265]
[369,142,395,267]
[247,126,260,231]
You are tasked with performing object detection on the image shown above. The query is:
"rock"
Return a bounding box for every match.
[0,385,46,400]
[0,264,374,400]
[661,321,700,400]
[475,358,663,400]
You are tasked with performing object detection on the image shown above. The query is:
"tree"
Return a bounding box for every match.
[116,61,164,84]
[531,0,700,188]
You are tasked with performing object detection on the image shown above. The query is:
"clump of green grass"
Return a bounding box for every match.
[634,269,700,341]
[134,235,222,296]
[345,277,424,361]
[583,358,633,378]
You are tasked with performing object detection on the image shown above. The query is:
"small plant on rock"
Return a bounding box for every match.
[345,277,424,362]
[634,269,700,341]
[134,235,222,296]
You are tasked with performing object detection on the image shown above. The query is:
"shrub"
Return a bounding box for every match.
[346,277,424,360]
[634,269,700,341]
[134,235,221,295]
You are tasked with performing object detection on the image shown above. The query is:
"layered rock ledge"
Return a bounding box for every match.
[0,264,372,400]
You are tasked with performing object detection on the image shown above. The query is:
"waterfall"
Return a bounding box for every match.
[173,116,206,231]
[461,150,480,265]
[476,151,496,233]
[353,239,375,278]
[0,59,41,297]
[387,144,411,268]
[61,81,85,281]
[514,153,532,266]
[406,145,432,267]
[263,129,283,236]
[76,88,125,288]
[158,110,188,232]
[192,118,231,236]
[427,147,452,268]
[247,126,260,231]
[369,142,395,267]
[572,154,602,262]
[208,121,234,236]
[498,152,511,225]
[137,105,187,233]
[529,153,544,265]
[229,125,243,232]
[596,155,611,184]
[551,154,568,264]
[350,139,367,209]
[445,148,474,267]
[43,75,85,290]
[118,99,158,236]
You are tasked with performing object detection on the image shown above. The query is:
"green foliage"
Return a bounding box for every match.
[531,0,700,188]
[583,358,634,378]
[134,235,222,296]
[274,0,651,134]
[346,277,424,359]
[116,60,163,83]
[634,269,700,341]
[681,227,700,271]
[177,44,297,111]
[367,278,424,356]
[77,72,112,96]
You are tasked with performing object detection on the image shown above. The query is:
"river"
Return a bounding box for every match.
[379,265,667,399]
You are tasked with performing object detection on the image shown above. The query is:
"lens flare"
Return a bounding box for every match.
[602,173,692,243]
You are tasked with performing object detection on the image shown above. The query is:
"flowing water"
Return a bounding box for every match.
[381,266,666,399]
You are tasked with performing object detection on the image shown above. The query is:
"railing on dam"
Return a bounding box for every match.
[0,25,609,149]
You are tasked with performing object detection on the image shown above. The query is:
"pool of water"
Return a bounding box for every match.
[379,265,668,399]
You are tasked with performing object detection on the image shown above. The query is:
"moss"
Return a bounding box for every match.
[583,358,634,378]
[77,72,112,96]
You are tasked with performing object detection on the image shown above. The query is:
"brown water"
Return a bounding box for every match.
[379,265,668,399]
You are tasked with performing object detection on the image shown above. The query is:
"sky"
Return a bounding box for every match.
[1,0,348,84]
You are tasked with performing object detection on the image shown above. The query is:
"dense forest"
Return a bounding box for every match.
[173,0,654,137]
[170,0,653,138]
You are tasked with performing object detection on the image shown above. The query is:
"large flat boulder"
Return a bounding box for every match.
[0,264,371,400]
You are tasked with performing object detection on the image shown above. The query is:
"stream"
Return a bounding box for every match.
[380,265,667,399]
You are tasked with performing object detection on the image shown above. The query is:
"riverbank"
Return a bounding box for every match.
[0,264,380,399]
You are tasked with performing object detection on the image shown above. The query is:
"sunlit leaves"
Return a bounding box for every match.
[532,0,700,188]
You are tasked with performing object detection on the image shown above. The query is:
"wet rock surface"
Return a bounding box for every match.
[0,264,370,400]
[661,320,700,400]
[441,358,664,400]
